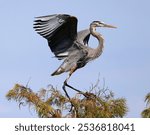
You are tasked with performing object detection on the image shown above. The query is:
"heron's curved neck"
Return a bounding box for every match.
[90,26,104,58]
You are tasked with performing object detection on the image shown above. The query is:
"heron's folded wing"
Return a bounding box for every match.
[34,14,77,57]
[77,29,90,46]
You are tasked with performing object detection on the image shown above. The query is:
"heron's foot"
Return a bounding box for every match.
[84,92,97,99]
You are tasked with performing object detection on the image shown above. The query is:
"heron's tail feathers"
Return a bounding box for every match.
[51,67,64,76]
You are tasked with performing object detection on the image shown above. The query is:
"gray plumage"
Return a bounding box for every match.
[34,14,116,98]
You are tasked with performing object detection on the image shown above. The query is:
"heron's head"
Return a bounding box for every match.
[90,21,117,28]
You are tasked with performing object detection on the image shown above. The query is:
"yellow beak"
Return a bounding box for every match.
[103,23,117,28]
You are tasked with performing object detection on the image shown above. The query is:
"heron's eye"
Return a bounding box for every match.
[97,23,103,27]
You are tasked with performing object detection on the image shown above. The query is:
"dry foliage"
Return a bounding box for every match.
[6,82,128,118]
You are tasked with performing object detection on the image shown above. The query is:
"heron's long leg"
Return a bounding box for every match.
[62,72,73,100]
[63,66,75,98]
[62,66,83,112]
[65,82,82,93]
[62,81,70,99]
[62,66,82,98]
[62,72,71,100]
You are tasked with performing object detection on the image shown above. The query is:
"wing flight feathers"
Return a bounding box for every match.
[34,14,78,57]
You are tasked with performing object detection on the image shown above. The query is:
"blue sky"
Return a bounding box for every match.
[0,0,150,117]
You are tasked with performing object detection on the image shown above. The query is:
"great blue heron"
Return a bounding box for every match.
[34,14,116,99]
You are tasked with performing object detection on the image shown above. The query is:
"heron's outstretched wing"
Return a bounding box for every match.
[77,29,90,46]
[34,14,77,57]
